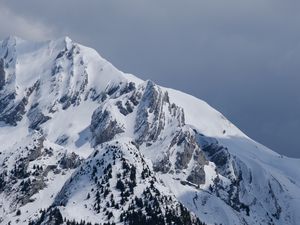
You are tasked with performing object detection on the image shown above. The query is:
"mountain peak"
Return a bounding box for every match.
[0,35,299,225]
[0,35,74,52]
[63,35,72,43]
[52,36,73,49]
[4,35,23,42]
[1,35,23,48]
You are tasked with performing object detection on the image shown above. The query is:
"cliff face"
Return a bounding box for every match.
[0,36,299,225]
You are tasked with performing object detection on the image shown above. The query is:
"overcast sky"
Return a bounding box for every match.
[1,0,299,157]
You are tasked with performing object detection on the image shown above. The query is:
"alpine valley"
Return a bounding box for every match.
[0,36,299,225]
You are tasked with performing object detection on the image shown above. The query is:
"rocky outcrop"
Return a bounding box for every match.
[134,80,185,144]
[134,80,166,143]
[90,108,124,146]
[53,43,89,110]
[0,81,40,126]
[187,165,206,185]
[58,152,82,169]
[153,153,172,173]
[27,103,51,130]
[195,131,235,179]
[116,100,134,116]
[0,59,5,90]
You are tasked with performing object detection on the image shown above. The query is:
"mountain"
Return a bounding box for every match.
[0,36,299,225]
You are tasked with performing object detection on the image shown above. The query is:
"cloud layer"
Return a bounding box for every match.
[0,4,54,40]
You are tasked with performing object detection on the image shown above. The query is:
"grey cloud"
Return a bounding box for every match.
[0,3,55,40]
[1,0,300,157]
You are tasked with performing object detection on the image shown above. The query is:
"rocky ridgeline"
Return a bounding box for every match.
[0,36,296,225]
[90,80,209,187]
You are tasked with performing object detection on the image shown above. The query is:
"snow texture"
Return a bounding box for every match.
[0,36,299,225]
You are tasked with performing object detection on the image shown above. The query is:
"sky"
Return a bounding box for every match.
[0,0,299,158]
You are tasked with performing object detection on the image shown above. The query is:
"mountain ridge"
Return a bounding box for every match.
[0,36,299,225]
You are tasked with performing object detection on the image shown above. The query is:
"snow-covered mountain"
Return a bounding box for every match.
[0,36,299,225]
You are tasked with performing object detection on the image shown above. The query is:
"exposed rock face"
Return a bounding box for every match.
[116,100,133,116]
[174,130,207,170]
[134,80,185,144]
[1,97,28,125]
[90,80,208,187]
[198,134,232,178]
[153,153,172,173]
[187,165,206,185]
[27,104,51,130]
[90,108,124,146]
[0,92,16,121]
[106,80,136,98]
[51,39,90,110]
[0,81,40,126]
[88,80,207,186]
[58,152,82,169]
[134,81,167,143]
[0,59,5,90]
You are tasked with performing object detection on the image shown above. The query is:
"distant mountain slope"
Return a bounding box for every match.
[0,36,299,225]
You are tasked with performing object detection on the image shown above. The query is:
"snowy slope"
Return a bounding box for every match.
[0,36,299,225]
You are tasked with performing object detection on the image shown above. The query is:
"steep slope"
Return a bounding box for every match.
[0,35,126,155]
[46,139,203,225]
[0,36,299,225]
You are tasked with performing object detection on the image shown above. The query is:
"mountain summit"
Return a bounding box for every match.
[0,36,299,225]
